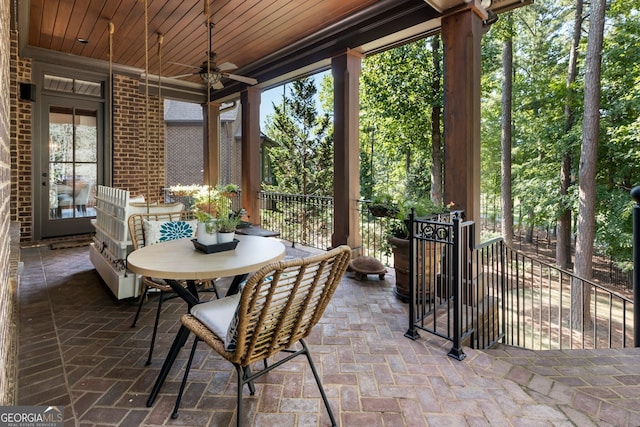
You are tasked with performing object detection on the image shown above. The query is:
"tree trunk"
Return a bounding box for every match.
[557,0,583,269]
[430,36,443,206]
[405,147,411,185]
[558,152,572,266]
[501,31,514,247]
[572,0,605,331]
[525,210,534,244]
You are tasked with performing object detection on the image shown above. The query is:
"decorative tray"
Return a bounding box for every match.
[191,238,239,254]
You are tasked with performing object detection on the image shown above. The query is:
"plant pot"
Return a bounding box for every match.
[368,204,398,218]
[217,231,235,243]
[389,236,441,303]
[197,223,218,245]
[389,236,410,302]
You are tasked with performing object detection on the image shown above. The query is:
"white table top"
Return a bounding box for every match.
[126,235,286,281]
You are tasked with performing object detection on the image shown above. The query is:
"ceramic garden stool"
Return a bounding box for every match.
[348,256,386,281]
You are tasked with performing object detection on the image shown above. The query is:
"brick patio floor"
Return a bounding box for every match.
[16,244,640,426]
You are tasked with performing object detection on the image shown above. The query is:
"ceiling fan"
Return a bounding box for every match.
[170,22,257,89]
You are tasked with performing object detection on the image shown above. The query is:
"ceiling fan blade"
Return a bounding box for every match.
[212,80,224,90]
[168,72,198,79]
[167,61,200,70]
[218,62,237,72]
[223,73,257,85]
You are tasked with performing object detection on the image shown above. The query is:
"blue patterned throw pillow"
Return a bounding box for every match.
[143,220,196,245]
[159,221,194,241]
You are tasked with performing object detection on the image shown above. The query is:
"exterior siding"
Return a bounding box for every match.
[164,100,241,188]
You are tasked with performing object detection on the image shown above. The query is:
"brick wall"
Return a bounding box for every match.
[2,35,167,403]
[9,28,32,242]
[164,107,242,188]
[112,75,165,203]
[1,0,18,404]
[165,124,203,187]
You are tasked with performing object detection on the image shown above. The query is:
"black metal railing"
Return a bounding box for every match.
[234,191,636,355]
[357,200,400,265]
[163,188,242,218]
[403,211,635,358]
[259,192,395,262]
[259,192,333,249]
[403,211,484,360]
[501,245,634,350]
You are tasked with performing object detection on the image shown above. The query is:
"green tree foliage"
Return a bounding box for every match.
[594,1,640,263]
[511,1,579,237]
[360,38,440,202]
[482,1,582,238]
[262,0,640,273]
[264,77,333,196]
[480,0,640,270]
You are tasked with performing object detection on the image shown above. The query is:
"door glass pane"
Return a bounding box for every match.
[75,109,97,162]
[49,106,74,162]
[49,163,74,219]
[74,164,97,215]
[75,80,102,97]
[48,106,98,220]
[44,75,74,93]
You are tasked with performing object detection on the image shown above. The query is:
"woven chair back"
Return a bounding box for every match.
[231,245,351,366]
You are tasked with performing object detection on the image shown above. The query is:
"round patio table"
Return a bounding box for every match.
[126,234,285,406]
[127,234,285,282]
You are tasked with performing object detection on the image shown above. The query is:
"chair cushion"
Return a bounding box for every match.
[194,274,281,352]
[225,275,278,351]
[143,219,196,245]
[226,305,240,351]
[190,294,241,348]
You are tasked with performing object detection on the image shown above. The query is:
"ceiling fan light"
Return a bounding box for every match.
[200,71,220,87]
[480,0,492,9]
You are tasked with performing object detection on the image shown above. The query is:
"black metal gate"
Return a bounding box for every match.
[404,210,505,360]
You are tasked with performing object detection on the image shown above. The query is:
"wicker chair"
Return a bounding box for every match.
[128,211,219,365]
[172,245,352,427]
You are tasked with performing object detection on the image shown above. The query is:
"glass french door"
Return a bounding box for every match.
[39,97,103,238]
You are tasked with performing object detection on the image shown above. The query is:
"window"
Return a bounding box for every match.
[44,74,103,98]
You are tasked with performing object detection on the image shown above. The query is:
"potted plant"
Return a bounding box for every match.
[218,183,240,199]
[193,186,223,216]
[388,197,450,302]
[368,193,399,218]
[194,211,218,245]
[216,213,241,243]
[168,184,203,212]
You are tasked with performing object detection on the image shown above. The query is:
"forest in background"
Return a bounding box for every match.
[263,0,639,275]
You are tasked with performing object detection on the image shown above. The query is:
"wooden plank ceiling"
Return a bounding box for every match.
[27,0,382,85]
[24,0,529,98]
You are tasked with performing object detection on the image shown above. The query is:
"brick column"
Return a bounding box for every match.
[240,86,261,224]
[331,49,362,253]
